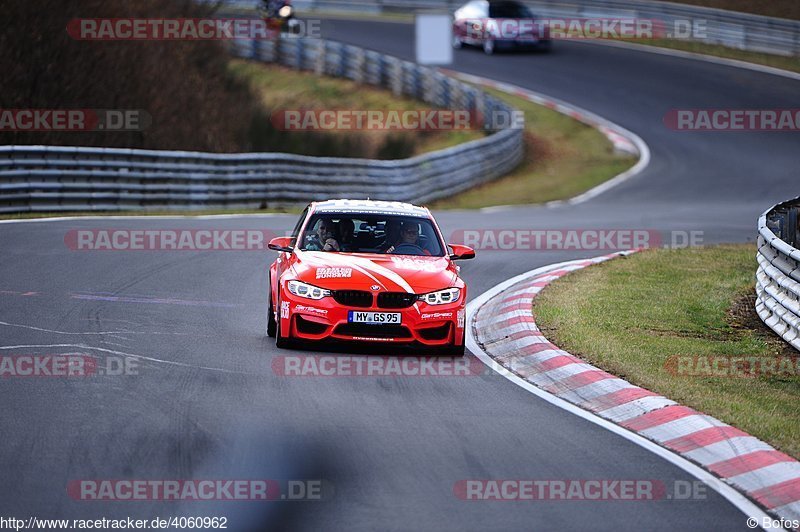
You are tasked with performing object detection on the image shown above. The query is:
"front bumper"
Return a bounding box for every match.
[494,37,551,49]
[278,289,466,347]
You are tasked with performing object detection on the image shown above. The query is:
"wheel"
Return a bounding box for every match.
[440,343,466,357]
[440,326,466,356]
[483,39,495,55]
[267,289,277,338]
[275,292,294,349]
[452,34,463,49]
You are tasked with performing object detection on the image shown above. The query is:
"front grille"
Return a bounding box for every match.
[418,323,451,341]
[377,292,417,309]
[334,323,412,339]
[332,290,373,308]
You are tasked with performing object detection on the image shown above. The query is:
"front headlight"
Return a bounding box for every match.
[418,288,460,305]
[278,5,293,18]
[287,280,330,300]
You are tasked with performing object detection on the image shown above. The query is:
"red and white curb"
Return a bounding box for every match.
[439,70,651,206]
[466,252,799,529]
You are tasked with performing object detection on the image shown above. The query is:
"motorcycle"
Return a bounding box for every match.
[259,0,301,35]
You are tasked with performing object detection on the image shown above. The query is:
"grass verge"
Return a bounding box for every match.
[534,244,800,459]
[431,86,636,209]
[229,59,484,158]
[615,39,800,74]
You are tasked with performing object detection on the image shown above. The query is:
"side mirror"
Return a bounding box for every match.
[449,244,475,260]
[268,236,294,253]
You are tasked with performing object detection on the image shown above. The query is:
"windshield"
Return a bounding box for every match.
[489,2,533,18]
[298,213,445,256]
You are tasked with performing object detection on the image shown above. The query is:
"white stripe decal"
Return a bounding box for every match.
[685,437,776,466]
[640,415,727,443]
[727,462,800,494]
[597,396,677,423]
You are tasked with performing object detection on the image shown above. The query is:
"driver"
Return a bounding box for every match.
[305,219,340,251]
[385,220,430,255]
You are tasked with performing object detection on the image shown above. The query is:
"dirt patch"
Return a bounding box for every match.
[727,288,798,356]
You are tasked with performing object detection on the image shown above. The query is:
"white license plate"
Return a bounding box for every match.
[348,311,401,324]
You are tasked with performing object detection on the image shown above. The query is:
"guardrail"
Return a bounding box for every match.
[284,0,800,56]
[0,38,523,213]
[757,197,800,352]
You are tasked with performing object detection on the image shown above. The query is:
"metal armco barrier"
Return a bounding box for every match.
[757,197,800,352]
[0,38,523,213]
[285,0,800,56]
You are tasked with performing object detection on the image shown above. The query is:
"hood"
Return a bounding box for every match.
[291,251,458,293]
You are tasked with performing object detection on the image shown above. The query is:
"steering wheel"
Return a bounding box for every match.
[391,243,425,256]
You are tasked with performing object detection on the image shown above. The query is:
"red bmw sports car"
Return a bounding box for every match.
[267,200,475,355]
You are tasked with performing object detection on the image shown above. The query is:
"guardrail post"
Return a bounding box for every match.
[390,57,402,96]
[315,40,325,75]
[354,47,365,83]
[786,207,799,247]
[295,38,304,70]
[339,44,348,77]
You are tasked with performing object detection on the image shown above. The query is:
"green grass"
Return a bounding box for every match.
[431,86,636,209]
[534,244,800,459]
[656,0,800,20]
[228,59,484,158]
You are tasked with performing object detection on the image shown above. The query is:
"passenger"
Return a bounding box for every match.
[336,219,355,252]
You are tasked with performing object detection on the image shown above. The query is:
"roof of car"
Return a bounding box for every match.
[311,199,431,217]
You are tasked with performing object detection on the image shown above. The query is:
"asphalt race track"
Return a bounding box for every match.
[0,18,798,531]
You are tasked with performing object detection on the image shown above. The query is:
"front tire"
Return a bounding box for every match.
[483,39,495,55]
[267,292,277,338]
[275,293,294,349]
[440,343,466,357]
